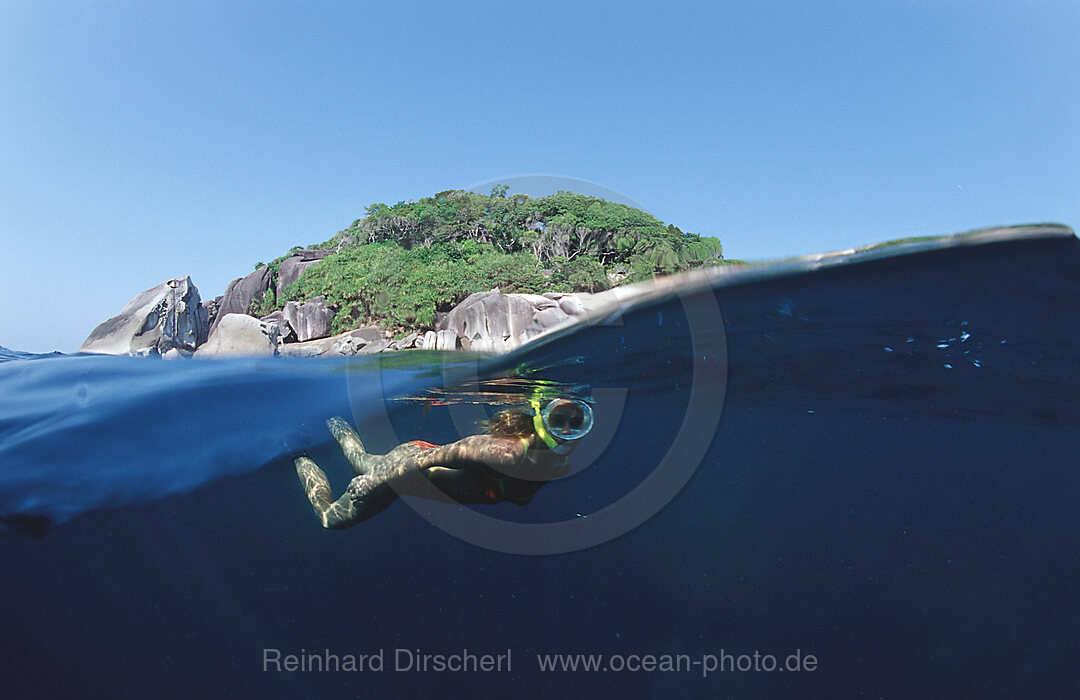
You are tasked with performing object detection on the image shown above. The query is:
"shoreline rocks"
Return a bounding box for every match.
[278,327,389,358]
[436,289,592,352]
[209,266,272,337]
[80,277,607,358]
[281,296,334,342]
[80,276,208,356]
[193,314,283,357]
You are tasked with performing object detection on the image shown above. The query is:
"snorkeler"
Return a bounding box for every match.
[294,398,594,529]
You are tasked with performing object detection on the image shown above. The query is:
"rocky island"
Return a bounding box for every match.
[79,188,733,358]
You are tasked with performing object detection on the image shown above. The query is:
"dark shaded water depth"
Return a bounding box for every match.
[2,228,1077,698]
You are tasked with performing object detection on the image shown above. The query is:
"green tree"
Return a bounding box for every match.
[273,187,732,333]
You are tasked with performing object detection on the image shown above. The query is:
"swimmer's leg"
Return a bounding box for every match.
[326,416,372,475]
[295,455,362,529]
[295,454,399,529]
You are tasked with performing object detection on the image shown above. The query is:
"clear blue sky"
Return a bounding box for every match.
[2,1,1077,353]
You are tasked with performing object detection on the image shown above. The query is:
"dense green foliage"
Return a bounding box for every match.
[251,188,729,333]
[334,188,723,272]
[269,242,547,333]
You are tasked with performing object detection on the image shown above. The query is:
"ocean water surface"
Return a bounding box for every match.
[1,226,1077,698]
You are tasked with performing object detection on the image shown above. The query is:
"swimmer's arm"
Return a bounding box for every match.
[348,436,524,505]
[412,435,525,472]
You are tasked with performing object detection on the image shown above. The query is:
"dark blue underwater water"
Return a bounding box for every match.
[1,232,1078,698]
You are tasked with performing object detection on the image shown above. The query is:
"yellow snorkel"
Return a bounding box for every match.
[531,398,561,450]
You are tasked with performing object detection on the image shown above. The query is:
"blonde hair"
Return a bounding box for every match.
[481,408,534,438]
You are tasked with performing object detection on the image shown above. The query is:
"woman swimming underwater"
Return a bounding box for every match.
[295,398,594,529]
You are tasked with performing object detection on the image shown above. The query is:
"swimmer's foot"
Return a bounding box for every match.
[327,416,370,475]
[347,473,378,503]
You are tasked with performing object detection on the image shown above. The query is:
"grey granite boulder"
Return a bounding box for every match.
[278,327,386,358]
[435,329,458,350]
[80,276,208,356]
[210,266,272,337]
[193,313,281,357]
[276,249,332,298]
[387,332,420,351]
[437,289,593,352]
[258,310,298,344]
[340,337,388,355]
[282,296,335,342]
[202,296,221,331]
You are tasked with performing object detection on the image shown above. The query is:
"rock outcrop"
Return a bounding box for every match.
[258,310,298,344]
[278,327,388,358]
[282,296,335,342]
[193,313,284,357]
[202,296,221,331]
[276,249,332,299]
[387,332,420,351]
[80,276,612,359]
[210,266,272,337]
[436,289,593,352]
[80,276,208,356]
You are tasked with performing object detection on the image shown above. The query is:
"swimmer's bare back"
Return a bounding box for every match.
[295,417,531,530]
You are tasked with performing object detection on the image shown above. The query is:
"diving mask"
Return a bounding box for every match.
[531,398,594,450]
